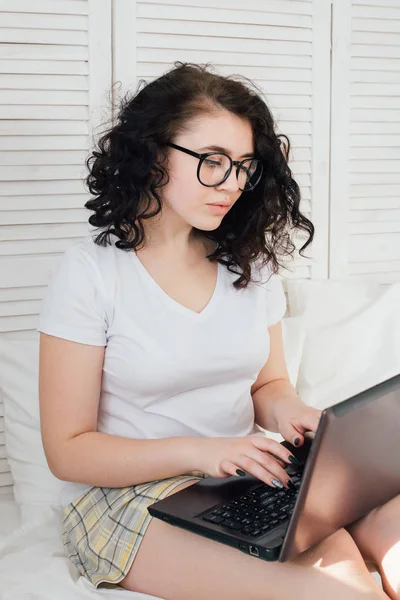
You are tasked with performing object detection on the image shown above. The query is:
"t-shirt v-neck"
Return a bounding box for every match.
[131,250,223,321]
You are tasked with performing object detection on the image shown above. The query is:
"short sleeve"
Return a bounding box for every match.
[253,259,287,327]
[37,244,108,346]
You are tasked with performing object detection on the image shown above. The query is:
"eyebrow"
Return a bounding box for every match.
[198,145,256,159]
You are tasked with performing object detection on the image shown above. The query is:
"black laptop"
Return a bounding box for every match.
[148,373,400,562]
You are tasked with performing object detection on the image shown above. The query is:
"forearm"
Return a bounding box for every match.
[252,379,305,432]
[54,431,202,487]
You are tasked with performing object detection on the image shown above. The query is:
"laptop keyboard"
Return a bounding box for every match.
[200,471,302,539]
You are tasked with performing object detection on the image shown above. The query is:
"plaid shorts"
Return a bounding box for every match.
[62,472,206,588]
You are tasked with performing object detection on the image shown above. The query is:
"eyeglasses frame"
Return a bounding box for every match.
[166,142,263,191]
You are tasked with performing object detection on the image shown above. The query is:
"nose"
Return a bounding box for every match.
[217,166,240,192]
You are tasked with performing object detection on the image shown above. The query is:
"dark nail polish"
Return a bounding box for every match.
[287,479,297,491]
[289,455,300,466]
[294,438,300,446]
[271,478,284,489]
[236,469,246,476]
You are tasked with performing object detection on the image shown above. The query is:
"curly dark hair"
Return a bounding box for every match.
[85,61,314,289]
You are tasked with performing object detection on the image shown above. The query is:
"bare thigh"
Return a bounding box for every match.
[120,481,387,600]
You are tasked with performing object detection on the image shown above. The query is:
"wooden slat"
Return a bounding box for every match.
[351,57,400,72]
[0,165,87,181]
[0,209,87,225]
[350,184,400,197]
[0,28,87,46]
[138,0,312,15]
[0,471,13,487]
[351,70,400,83]
[137,47,313,69]
[1,180,87,195]
[0,43,88,61]
[0,194,87,210]
[350,197,400,209]
[350,159,400,172]
[0,74,88,90]
[349,233,400,261]
[0,59,89,76]
[136,19,313,42]
[0,286,46,302]
[0,121,88,136]
[348,260,400,274]
[137,32,312,56]
[350,134,399,147]
[351,96,400,109]
[0,105,88,120]
[137,3,312,28]
[0,223,89,241]
[353,17,400,33]
[353,31,400,46]
[0,151,88,166]
[348,270,400,283]
[349,209,400,223]
[0,136,88,151]
[1,12,87,31]
[0,0,88,15]
[349,222,400,235]
[0,300,41,317]
[0,255,63,288]
[0,238,85,256]
[0,90,88,105]
[351,43,400,59]
[350,172,400,185]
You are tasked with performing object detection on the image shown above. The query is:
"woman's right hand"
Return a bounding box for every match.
[196,435,298,489]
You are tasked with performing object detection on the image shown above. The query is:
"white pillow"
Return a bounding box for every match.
[286,278,384,328]
[0,335,64,525]
[281,316,306,389]
[295,283,400,410]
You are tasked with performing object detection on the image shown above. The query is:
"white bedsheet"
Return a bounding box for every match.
[0,506,165,600]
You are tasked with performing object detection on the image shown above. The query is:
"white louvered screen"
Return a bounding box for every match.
[0,0,112,337]
[330,0,400,283]
[114,0,331,280]
[0,0,112,491]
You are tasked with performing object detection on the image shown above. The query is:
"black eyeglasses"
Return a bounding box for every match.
[166,142,263,192]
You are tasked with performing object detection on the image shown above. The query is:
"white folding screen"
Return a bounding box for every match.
[0,0,112,492]
[330,0,400,283]
[113,0,332,281]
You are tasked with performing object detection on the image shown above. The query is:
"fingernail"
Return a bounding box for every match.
[236,469,246,476]
[287,479,297,491]
[271,478,284,489]
[289,455,300,466]
[294,438,300,446]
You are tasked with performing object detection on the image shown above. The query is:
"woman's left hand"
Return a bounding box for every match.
[275,402,322,447]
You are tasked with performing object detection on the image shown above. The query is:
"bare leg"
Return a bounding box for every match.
[348,494,400,600]
[120,480,388,600]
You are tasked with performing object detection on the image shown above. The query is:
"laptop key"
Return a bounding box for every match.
[203,515,224,524]
[221,520,243,530]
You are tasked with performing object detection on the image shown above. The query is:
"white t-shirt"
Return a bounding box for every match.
[38,233,287,505]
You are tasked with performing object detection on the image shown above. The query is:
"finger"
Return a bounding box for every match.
[252,436,300,464]
[299,410,322,433]
[237,457,289,489]
[241,449,291,488]
[220,459,246,479]
[277,421,305,448]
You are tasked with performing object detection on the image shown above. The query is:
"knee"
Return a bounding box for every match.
[295,528,366,572]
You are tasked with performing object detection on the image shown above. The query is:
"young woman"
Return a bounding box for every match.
[38,63,398,600]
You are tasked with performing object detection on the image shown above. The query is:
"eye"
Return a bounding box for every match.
[204,159,222,168]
